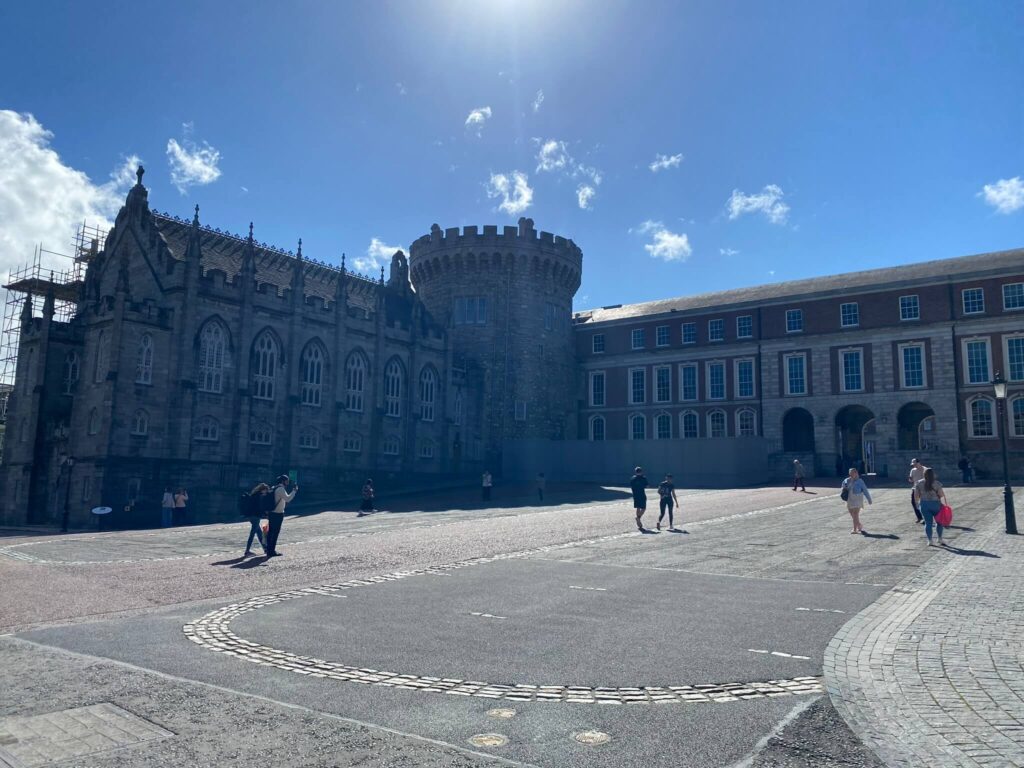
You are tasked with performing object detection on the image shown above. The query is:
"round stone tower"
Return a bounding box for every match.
[409,217,582,465]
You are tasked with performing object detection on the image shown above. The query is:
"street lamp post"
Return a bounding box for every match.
[59,455,75,533]
[993,373,1016,535]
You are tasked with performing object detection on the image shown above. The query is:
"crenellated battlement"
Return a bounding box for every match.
[409,217,582,266]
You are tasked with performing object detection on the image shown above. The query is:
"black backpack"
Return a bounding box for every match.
[259,487,277,514]
[239,493,258,517]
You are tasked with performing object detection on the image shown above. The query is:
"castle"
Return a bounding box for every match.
[1,170,1022,527]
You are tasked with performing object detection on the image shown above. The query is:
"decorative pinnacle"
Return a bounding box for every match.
[380,266,385,283]
[193,205,200,226]
[136,165,145,185]
[248,222,254,241]
[297,238,303,259]
[341,253,346,272]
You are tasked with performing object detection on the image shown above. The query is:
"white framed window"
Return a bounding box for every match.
[194,416,219,442]
[900,295,920,321]
[962,288,985,315]
[737,408,757,437]
[708,319,724,342]
[249,421,273,445]
[899,343,926,388]
[94,329,110,383]
[87,407,99,435]
[679,363,698,401]
[1004,283,1024,311]
[840,302,859,328]
[707,409,726,438]
[736,315,752,339]
[680,410,699,438]
[419,366,437,421]
[655,366,671,403]
[1011,396,1024,438]
[1006,335,1024,382]
[681,322,696,344]
[342,433,362,453]
[631,328,645,349]
[300,343,325,406]
[384,358,403,417]
[514,400,527,421]
[656,325,670,347]
[707,361,725,400]
[785,353,807,395]
[252,331,278,400]
[735,358,755,398]
[62,351,79,395]
[655,412,672,439]
[963,338,991,385]
[589,415,606,441]
[198,321,229,394]
[136,333,153,384]
[968,397,995,438]
[454,296,487,325]
[589,371,606,407]
[786,309,803,333]
[383,435,401,455]
[629,367,646,404]
[592,334,605,354]
[629,413,646,440]
[418,439,436,459]
[130,409,149,436]
[840,348,864,392]
[345,352,367,412]
[298,427,320,449]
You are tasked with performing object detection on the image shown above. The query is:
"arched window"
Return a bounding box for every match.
[655,412,672,440]
[251,331,278,400]
[737,408,757,437]
[342,433,362,453]
[680,410,699,439]
[345,351,367,412]
[194,416,220,441]
[1012,397,1024,438]
[419,367,437,421]
[418,439,436,458]
[131,409,149,435]
[62,351,79,395]
[590,415,606,441]
[384,358,403,417]
[136,333,153,384]
[249,420,273,445]
[87,408,99,435]
[969,397,995,438]
[94,330,109,383]
[300,343,325,406]
[708,409,727,438]
[298,427,320,449]
[383,434,401,455]
[198,321,229,393]
[630,413,646,440]
[453,389,463,426]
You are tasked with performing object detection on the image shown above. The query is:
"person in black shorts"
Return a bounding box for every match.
[657,474,679,531]
[630,466,649,531]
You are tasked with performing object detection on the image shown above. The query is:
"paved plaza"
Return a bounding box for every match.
[1,481,1022,767]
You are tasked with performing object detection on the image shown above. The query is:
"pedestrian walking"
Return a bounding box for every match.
[160,487,175,528]
[265,474,297,557]
[792,460,806,492]
[656,473,679,531]
[242,483,270,557]
[173,487,189,526]
[965,457,974,483]
[358,479,376,516]
[481,470,493,502]
[908,459,926,523]
[915,468,949,546]
[841,468,873,535]
[536,472,546,504]
[630,466,649,531]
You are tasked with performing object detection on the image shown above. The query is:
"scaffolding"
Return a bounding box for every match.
[0,222,105,388]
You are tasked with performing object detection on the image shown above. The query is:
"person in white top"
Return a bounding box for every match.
[908,459,927,524]
[160,487,175,528]
[173,488,189,526]
[481,471,493,503]
[265,474,297,557]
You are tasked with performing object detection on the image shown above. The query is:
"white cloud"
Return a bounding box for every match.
[638,220,692,262]
[0,110,140,277]
[727,184,790,224]
[353,237,403,274]
[649,153,683,173]
[577,184,596,210]
[719,247,739,257]
[240,186,249,194]
[464,106,492,136]
[532,89,545,113]
[536,139,571,173]
[980,177,1024,214]
[396,82,407,96]
[166,126,221,195]
[486,171,533,216]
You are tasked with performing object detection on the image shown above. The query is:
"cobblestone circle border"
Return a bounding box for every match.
[184,532,825,705]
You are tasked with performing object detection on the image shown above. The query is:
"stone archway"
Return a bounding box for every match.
[835,405,875,473]
[782,407,816,453]
[897,402,936,451]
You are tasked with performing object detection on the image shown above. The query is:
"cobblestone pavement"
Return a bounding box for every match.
[825,490,1024,767]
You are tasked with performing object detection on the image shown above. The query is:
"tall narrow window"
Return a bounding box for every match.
[198,321,228,393]
[656,413,672,439]
[631,329,645,349]
[707,362,725,400]
[94,330,110,383]
[419,367,437,421]
[737,409,756,437]
[629,368,646,404]
[969,398,994,438]
[656,326,670,347]
[679,364,697,401]
[384,359,403,417]
[1005,336,1024,382]
[88,408,99,435]
[736,359,755,398]
[708,410,726,438]
[681,411,699,438]
[840,349,863,392]
[300,344,324,406]
[964,339,990,385]
[590,415,606,441]
[592,334,605,354]
[1011,397,1024,437]
[630,414,646,440]
[590,372,606,407]
[655,366,671,403]
[785,353,807,395]
[131,409,149,435]
[345,352,367,412]
[62,352,80,395]
[900,344,926,388]
[136,333,153,384]
[252,332,278,400]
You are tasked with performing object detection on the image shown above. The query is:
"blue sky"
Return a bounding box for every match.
[1,0,1022,309]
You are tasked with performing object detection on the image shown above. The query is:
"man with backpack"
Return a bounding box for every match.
[265,474,298,557]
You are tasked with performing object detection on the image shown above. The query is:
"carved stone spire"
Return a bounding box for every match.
[241,221,257,281]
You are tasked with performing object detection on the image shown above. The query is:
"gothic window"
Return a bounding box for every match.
[383,434,401,455]
[345,351,367,412]
[249,421,273,445]
[94,330,109,383]
[298,427,320,449]
[384,358,403,417]
[194,416,220,442]
[198,321,229,393]
[131,409,149,435]
[737,408,757,437]
[418,439,436,459]
[252,331,278,400]
[62,351,80,395]
[590,415,606,441]
[419,367,437,421]
[708,409,727,438]
[342,433,362,452]
[300,343,325,406]
[136,333,153,384]
[87,408,99,435]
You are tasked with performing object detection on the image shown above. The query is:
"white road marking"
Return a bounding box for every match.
[795,607,845,614]
[748,649,811,660]
[569,585,607,592]
[470,611,508,620]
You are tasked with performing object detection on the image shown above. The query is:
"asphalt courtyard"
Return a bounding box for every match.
[0,480,1000,767]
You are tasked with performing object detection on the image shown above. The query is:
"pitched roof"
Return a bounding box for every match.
[575,247,1024,324]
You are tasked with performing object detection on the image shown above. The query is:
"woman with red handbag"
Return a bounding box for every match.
[914,468,949,546]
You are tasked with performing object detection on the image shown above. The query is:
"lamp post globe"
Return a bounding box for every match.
[993,373,1016,535]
